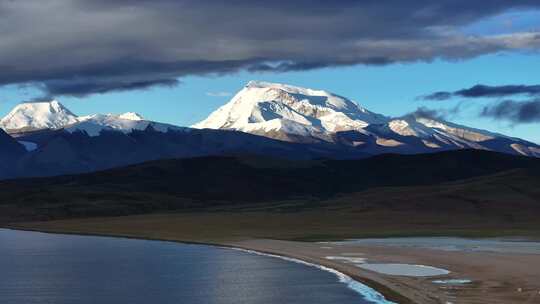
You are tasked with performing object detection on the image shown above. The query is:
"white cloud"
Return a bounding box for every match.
[206,91,232,97]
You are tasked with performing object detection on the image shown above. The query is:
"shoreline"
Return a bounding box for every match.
[2,225,414,304]
[8,218,540,303]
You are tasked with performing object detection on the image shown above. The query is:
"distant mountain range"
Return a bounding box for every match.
[1,100,184,136]
[0,81,538,179]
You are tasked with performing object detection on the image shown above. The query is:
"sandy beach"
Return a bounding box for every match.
[229,239,540,304]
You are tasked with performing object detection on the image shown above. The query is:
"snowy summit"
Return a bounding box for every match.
[193,81,388,142]
[194,81,540,156]
[0,101,181,136]
[0,100,78,131]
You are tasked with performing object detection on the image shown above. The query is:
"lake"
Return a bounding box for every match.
[331,237,540,254]
[0,229,392,304]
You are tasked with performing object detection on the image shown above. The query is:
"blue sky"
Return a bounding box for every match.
[0,4,539,143]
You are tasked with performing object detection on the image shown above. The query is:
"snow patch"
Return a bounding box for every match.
[118,112,144,121]
[422,140,441,148]
[18,140,38,151]
[433,279,472,285]
[376,138,404,147]
[326,256,367,264]
[68,114,183,136]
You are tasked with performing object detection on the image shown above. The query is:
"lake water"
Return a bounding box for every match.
[0,229,392,304]
[330,237,540,255]
[356,264,449,277]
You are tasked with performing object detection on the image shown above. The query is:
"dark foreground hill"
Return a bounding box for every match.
[1,149,539,224]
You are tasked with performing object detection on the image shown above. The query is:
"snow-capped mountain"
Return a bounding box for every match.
[67,112,184,136]
[194,81,540,157]
[0,100,183,136]
[0,100,78,131]
[2,82,538,165]
[194,81,388,142]
[0,81,537,180]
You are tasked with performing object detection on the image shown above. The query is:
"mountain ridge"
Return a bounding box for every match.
[0,81,537,180]
[2,82,538,158]
[194,81,540,157]
[0,100,183,136]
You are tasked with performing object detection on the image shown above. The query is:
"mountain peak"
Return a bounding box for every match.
[0,101,170,136]
[18,99,64,110]
[244,81,338,102]
[245,80,323,92]
[118,112,144,121]
[245,80,295,89]
[193,81,388,141]
[245,80,271,88]
[0,100,78,131]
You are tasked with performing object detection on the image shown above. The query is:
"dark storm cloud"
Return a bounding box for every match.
[404,106,450,121]
[404,102,467,122]
[1,0,540,97]
[481,99,540,123]
[41,79,180,97]
[421,92,454,101]
[422,84,540,100]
